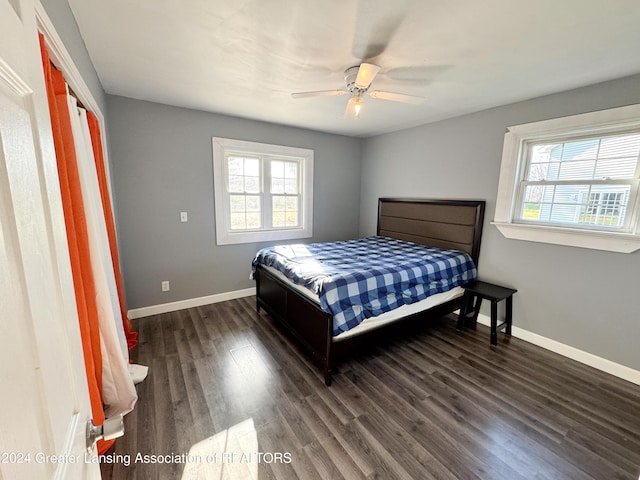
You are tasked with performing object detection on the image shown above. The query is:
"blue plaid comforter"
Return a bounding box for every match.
[252,236,477,336]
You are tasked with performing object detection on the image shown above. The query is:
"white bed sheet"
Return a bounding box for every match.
[261,265,464,342]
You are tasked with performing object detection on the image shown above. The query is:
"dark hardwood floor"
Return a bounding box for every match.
[101,296,640,479]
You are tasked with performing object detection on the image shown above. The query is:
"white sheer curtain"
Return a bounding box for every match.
[67,93,138,418]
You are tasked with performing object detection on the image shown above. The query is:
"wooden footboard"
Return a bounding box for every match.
[255,265,335,385]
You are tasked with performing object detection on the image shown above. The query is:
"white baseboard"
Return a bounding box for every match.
[129,293,639,386]
[475,313,640,386]
[127,287,256,319]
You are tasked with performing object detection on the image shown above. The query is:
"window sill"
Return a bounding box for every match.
[216,227,312,246]
[492,221,640,253]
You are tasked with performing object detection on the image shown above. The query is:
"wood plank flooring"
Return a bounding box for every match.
[101,297,640,479]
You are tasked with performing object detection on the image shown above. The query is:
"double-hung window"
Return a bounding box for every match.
[213,137,313,245]
[494,104,640,253]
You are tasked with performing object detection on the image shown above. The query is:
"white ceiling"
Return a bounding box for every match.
[68,0,640,138]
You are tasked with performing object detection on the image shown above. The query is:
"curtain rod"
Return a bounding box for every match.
[50,60,88,111]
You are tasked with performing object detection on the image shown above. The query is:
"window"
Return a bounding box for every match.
[212,137,313,245]
[493,104,640,253]
[584,192,624,224]
[517,133,639,229]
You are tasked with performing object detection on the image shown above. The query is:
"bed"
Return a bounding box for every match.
[253,198,486,385]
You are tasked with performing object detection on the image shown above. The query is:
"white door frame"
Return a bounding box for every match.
[35,1,115,211]
[0,0,111,477]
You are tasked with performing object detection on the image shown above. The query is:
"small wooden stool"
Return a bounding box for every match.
[457,280,517,346]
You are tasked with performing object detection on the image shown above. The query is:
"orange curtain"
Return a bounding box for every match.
[86,112,138,350]
[39,34,115,454]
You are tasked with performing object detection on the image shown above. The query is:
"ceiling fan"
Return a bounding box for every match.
[291,63,424,117]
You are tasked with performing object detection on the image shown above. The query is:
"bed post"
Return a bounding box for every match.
[324,317,333,386]
[255,269,261,312]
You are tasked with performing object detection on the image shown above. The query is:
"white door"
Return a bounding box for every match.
[0,0,100,478]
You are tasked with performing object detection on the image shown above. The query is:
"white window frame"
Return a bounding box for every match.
[493,104,640,253]
[212,137,313,245]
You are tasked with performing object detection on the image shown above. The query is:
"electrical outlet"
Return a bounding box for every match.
[180,211,188,222]
[161,281,170,292]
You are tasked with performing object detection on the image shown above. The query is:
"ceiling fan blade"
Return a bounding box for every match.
[351,10,405,62]
[368,91,424,104]
[291,90,346,99]
[385,64,452,82]
[355,63,381,89]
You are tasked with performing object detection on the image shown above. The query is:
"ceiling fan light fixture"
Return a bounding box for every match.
[346,94,364,118]
[354,63,381,90]
[292,62,423,119]
[354,97,362,117]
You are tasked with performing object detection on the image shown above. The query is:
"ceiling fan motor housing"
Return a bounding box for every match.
[345,66,365,93]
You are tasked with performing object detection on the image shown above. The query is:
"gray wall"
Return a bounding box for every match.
[38,0,639,370]
[360,74,640,371]
[107,95,362,310]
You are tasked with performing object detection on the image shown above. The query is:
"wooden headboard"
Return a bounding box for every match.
[377,198,486,265]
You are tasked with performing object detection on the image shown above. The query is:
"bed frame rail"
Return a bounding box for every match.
[255,198,485,385]
[256,265,334,384]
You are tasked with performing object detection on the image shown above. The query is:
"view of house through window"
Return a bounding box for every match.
[517,132,640,230]
[494,104,640,252]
